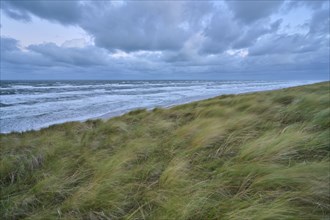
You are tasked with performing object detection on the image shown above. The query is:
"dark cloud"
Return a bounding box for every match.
[225,0,284,24]
[1,37,109,68]
[2,0,81,24]
[0,1,329,80]
[201,12,282,54]
[1,1,212,52]
[232,19,281,49]
[309,8,330,35]
[1,37,20,51]
[0,36,169,79]
[201,12,241,54]
[1,37,52,67]
[1,6,31,21]
[28,43,109,66]
[81,1,212,52]
[249,33,322,56]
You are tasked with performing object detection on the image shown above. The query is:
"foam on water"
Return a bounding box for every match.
[0,80,320,133]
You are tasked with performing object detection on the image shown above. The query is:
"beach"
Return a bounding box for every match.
[0,80,320,133]
[1,82,329,219]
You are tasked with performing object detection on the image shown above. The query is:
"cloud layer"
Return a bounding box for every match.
[1,0,329,79]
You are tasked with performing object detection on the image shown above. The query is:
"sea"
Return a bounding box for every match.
[0,80,320,133]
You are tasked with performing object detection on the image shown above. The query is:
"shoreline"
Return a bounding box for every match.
[92,80,326,120]
[1,81,329,219]
[1,80,325,134]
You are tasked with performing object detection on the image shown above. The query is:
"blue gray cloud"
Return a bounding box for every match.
[2,0,81,24]
[225,0,284,24]
[0,0,329,80]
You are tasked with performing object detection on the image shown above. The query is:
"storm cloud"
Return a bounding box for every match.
[2,0,82,24]
[0,0,329,80]
[225,0,284,24]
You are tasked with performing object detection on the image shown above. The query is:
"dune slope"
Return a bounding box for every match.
[1,82,329,219]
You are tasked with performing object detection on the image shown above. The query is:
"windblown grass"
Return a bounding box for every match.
[1,82,329,219]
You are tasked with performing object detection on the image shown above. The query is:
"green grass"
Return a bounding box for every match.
[1,82,329,219]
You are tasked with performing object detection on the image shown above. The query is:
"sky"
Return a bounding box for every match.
[0,0,329,80]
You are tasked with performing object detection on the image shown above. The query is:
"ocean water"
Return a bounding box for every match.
[0,80,319,133]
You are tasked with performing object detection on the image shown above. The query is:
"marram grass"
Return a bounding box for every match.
[1,82,329,219]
